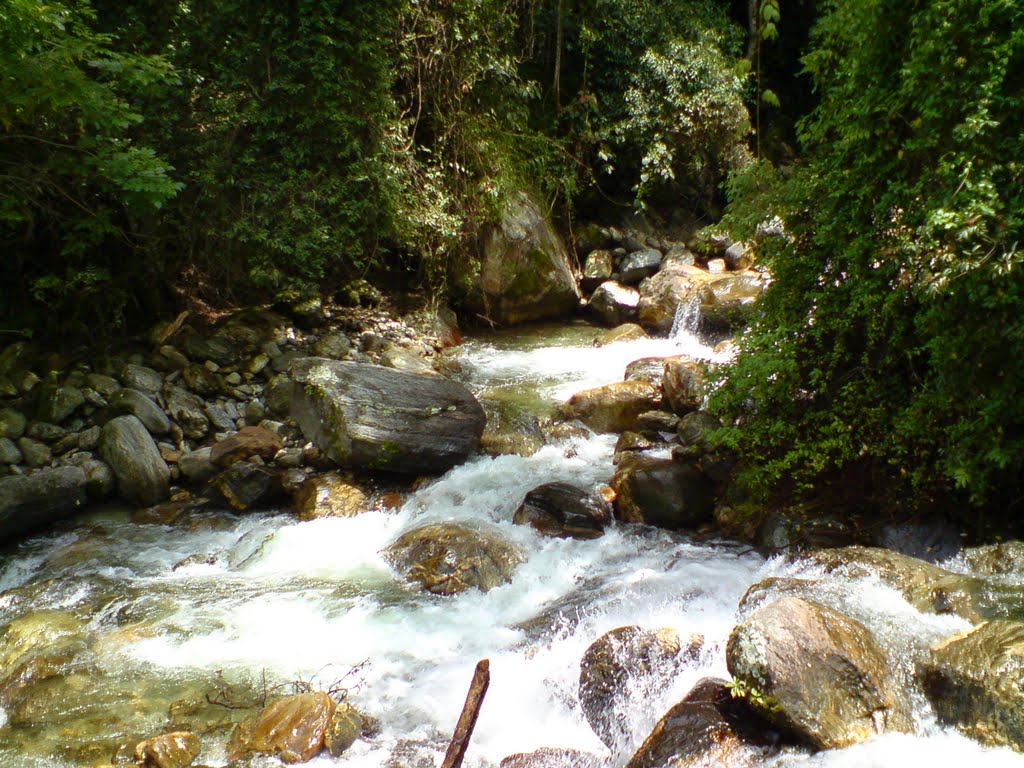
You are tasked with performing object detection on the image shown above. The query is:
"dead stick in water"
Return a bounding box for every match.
[441,659,491,768]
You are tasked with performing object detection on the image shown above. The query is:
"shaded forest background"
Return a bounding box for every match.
[2,0,1022,519]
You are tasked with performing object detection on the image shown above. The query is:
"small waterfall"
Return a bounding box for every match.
[669,293,701,339]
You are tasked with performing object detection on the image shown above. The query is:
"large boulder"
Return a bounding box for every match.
[612,457,714,530]
[589,281,641,327]
[513,482,612,539]
[286,358,485,475]
[582,249,616,291]
[558,381,662,434]
[726,596,909,749]
[619,248,663,285]
[108,388,171,435]
[468,191,581,325]
[637,265,766,335]
[637,266,704,334]
[0,466,87,542]
[920,620,1024,751]
[98,415,170,505]
[383,521,523,595]
[579,625,689,749]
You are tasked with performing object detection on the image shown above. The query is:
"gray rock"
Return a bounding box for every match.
[85,373,121,398]
[513,482,613,539]
[98,415,170,505]
[17,437,51,468]
[248,352,272,375]
[243,399,266,425]
[182,309,290,367]
[82,459,115,498]
[182,363,221,396]
[204,402,236,432]
[120,364,164,396]
[158,344,190,371]
[287,358,485,475]
[26,421,67,442]
[0,466,87,542]
[612,456,714,530]
[588,281,640,327]
[36,385,85,424]
[78,425,101,451]
[52,433,80,456]
[0,408,27,440]
[662,246,696,268]
[108,388,172,435]
[0,437,22,465]
[178,447,218,483]
[619,247,663,284]
[163,385,209,439]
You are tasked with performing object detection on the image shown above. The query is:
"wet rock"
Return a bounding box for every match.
[662,357,706,415]
[163,385,209,440]
[293,472,368,520]
[36,384,85,424]
[0,437,21,464]
[594,323,648,347]
[467,191,581,325]
[558,380,662,433]
[589,281,641,327]
[637,266,704,334]
[726,596,909,749]
[134,731,202,768]
[624,357,667,385]
[210,426,283,468]
[17,436,51,467]
[920,620,1024,751]
[582,249,616,290]
[501,747,602,768]
[178,447,217,484]
[228,692,336,764]
[120,364,164,396]
[0,408,27,440]
[0,466,87,541]
[619,248,663,285]
[98,415,170,505]
[384,521,524,595]
[634,411,681,433]
[287,358,485,475]
[959,541,1024,576]
[612,457,714,530]
[579,625,687,748]
[676,411,721,455]
[209,461,284,512]
[699,270,766,331]
[707,257,727,274]
[108,388,171,435]
[513,482,612,539]
[325,702,363,756]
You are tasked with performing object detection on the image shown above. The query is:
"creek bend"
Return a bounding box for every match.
[0,322,1018,767]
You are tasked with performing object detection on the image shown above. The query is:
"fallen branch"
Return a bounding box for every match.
[440,659,490,768]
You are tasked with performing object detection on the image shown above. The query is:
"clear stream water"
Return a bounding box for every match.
[0,322,1020,767]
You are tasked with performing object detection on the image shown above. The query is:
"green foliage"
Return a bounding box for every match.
[713,0,1024,512]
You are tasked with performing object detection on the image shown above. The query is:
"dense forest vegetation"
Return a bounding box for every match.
[2,0,1022,519]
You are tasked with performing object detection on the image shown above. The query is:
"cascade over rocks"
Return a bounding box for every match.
[468,191,581,325]
[726,596,910,749]
[292,472,368,520]
[286,358,485,474]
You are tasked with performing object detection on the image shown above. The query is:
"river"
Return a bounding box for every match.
[0,322,1019,767]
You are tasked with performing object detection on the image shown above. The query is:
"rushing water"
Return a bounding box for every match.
[0,322,1021,767]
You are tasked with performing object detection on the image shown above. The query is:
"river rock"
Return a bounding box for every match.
[619,248,663,285]
[178,447,217,483]
[313,331,352,360]
[576,222,614,255]
[662,357,706,415]
[558,380,662,434]
[512,482,612,539]
[183,309,290,367]
[26,420,66,443]
[210,426,283,468]
[699,270,766,331]
[325,701,363,757]
[209,461,283,512]
[85,373,121,398]
[286,358,485,475]
[180,363,219,397]
[163,385,209,439]
[579,625,685,748]
[726,596,909,749]
[380,344,435,375]
[595,324,648,347]
[582,249,616,291]
[0,466,87,541]
[920,620,1024,751]
[228,692,336,764]
[0,437,21,465]
[959,541,1024,576]
[624,357,667,385]
[612,457,714,530]
[82,458,115,498]
[17,436,51,467]
[384,521,523,595]
[589,281,641,327]
[635,411,680,433]
[293,473,367,520]
[637,266,704,334]
[501,747,602,768]
[98,415,170,505]
[676,411,721,456]
[36,384,85,424]
[468,191,581,325]
[0,408,27,440]
[120,364,164,396]
[134,731,201,768]
[108,388,171,435]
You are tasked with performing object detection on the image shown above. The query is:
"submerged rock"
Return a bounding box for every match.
[726,596,909,749]
[513,482,612,539]
[383,521,523,595]
[920,620,1024,751]
[287,358,485,475]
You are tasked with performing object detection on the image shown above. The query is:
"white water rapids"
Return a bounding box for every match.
[0,322,1021,767]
